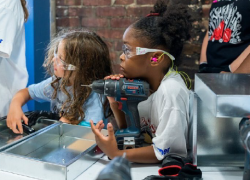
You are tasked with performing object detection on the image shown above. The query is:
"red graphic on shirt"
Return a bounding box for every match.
[212,20,225,41]
[209,3,242,44]
[210,20,232,43]
[150,124,156,134]
[141,117,157,134]
[223,28,232,43]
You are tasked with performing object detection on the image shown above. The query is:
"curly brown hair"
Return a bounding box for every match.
[20,0,29,22]
[44,30,112,124]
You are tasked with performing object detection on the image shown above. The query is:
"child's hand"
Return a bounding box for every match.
[7,107,28,134]
[104,74,124,80]
[90,120,120,159]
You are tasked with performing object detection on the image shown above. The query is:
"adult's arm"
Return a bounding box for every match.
[230,46,250,72]
[199,31,209,64]
[233,53,250,73]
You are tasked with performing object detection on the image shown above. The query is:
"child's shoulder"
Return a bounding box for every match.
[162,73,188,89]
[157,73,190,98]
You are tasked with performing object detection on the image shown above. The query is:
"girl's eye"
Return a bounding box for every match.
[125,48,130,53]
[122,45,131,53]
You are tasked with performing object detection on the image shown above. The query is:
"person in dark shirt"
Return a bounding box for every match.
[199,0,250,73]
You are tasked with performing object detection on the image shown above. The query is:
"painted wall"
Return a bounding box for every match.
[25,0,51,111]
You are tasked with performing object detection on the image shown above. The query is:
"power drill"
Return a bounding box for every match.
[239,118,250,180]
[83,78,150,149]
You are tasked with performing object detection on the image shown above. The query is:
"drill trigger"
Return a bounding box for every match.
[118,101,123,110]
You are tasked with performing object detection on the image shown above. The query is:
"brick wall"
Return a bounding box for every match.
[56,0,213,88]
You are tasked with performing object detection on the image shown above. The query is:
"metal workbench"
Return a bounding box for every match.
[192,73,250,167]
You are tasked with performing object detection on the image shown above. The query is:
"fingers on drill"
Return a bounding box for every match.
[105,74,124,80]
[104,75,110,80]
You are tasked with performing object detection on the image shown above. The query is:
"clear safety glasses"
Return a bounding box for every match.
[53,50,77,71]
[122,44,175,61]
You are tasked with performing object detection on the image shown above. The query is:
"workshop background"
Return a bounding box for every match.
[25,0,212,110]
[55,0,212,81]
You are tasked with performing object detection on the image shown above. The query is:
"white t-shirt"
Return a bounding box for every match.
[0,0,28,117]
[138,72,190,160]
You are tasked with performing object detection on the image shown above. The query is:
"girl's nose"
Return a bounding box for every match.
[120,53,125,62]
[52,57,56,65]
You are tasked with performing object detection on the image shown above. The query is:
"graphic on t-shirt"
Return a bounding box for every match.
[155,145,170,156]
[0,39,3,43]
[209,3,242,44]
[141,117,157,134]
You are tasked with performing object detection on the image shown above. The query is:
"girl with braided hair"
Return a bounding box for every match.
[7,30,112,134]
[0,0,29,117]
[91,0,192,163]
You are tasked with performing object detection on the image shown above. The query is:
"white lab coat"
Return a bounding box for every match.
[0,0,28,117]
[138,72,190,160]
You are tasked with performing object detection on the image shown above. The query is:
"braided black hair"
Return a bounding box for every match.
[131,0,191,66]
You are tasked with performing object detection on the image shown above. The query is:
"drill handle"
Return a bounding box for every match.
[120,101,141,136]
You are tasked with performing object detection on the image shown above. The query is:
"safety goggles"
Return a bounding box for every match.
[122,44,175,61]
[53,50,77,71]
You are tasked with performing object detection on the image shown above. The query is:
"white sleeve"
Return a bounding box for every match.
[152,108,188,161]
[0,6,20,58]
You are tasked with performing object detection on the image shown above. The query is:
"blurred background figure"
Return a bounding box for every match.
[0,0,29,117]
[199,0,250,73]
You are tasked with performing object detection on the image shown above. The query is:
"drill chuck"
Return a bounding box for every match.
[91,79,105,95]
[92,79,118,97]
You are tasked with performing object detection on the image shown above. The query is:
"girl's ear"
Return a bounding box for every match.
[150,52,164,66]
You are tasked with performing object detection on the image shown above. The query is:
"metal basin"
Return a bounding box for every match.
[0,123,107,180]
[0,117,58,151]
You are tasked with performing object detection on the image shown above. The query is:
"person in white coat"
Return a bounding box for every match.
[0,0,29,117]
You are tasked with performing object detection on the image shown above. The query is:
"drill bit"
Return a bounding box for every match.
[81,84,93,88]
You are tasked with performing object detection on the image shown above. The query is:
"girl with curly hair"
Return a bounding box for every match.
[7,30,112,134]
